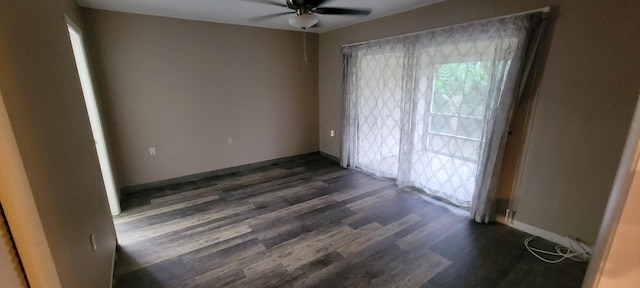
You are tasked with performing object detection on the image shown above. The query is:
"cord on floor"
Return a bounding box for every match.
[524,236,591,264]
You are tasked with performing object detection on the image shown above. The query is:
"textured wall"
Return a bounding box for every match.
[83,9,320,187]
[319,0,640,244]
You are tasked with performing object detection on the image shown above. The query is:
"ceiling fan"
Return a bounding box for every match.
[249,0,372,30]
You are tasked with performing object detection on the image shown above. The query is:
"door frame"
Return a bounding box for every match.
[582,94,640,287]
[65,16,121,216]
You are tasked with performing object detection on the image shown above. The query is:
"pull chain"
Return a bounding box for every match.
[302,28,308,64]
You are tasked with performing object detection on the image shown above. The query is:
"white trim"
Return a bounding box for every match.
[65,15,121,215]
[582,92,640,287]
[497,215,593,254]
[343,6,551,47]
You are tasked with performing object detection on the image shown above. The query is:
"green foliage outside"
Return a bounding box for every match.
[432,61,490,117]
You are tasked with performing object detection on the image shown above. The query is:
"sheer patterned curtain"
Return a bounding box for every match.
[341,13,548,222]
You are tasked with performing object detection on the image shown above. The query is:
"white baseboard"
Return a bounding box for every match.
[496,215,593,254]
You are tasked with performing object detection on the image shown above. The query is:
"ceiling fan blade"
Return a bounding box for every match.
[303,0,333,7]
[249,12,294,22]
[244,0,288,8]
[314,7,372,16]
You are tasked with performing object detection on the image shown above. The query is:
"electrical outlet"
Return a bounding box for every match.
[149,147,156,156]
[330,130,335,137]
[228,138,233,145]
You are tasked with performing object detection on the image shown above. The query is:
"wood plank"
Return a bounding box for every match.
[377,248,450,288]
[330,179,394,202]
[251,217,312,249]
[242,222,381,277]
[248,181,328,206]
[117,222,254,273]
[296,205,357,227]
[345,187,402,211]
[117,204,255,244]
[167,238,268,288]
[279,222,382,272]
[395,212,469,250]
[246,195,336,228]
[227,264,289,288]
[313,169,352,181]
[115,194,220,224]
[292,235,402,288]
[180,231,257,262]
[341,194,417,229]
[215,168,294,189]
[337,214,421,258]
[242,224,351,277]
[149,185,220,205]
[222,166,342,201]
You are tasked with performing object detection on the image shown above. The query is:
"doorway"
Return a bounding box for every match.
[66,17,121,215]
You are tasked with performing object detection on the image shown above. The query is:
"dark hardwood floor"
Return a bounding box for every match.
[113,154,587,288]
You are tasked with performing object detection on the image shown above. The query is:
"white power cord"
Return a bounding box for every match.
[524,236,591,264]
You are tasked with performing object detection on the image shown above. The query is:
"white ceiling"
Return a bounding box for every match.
[77,0,445,33]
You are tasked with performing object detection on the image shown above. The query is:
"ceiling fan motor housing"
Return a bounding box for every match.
[288,0,316,15]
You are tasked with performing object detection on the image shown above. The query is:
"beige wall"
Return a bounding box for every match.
[0,0,117,288]
[82,9,319,187]
[319,0,640,244]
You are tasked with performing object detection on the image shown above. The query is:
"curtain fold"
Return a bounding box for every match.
[470,13,549,222]
[341,12,549,223]
[340,49,358,168]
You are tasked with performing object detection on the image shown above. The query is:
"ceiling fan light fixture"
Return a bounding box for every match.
[288,13,318,29]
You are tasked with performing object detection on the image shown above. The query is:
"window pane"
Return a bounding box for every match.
[429,62,490,140]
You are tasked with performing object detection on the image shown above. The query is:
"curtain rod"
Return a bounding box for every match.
[342,6,551,48]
